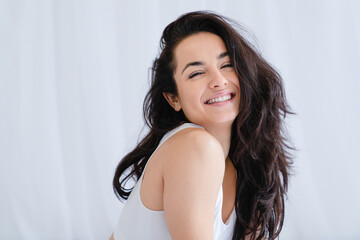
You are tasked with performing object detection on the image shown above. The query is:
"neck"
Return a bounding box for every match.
[202,122,233,159]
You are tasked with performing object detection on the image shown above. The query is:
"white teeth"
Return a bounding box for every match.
[207,94,232,104]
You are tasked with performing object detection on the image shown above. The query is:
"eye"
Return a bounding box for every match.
[221,62,233,69]
[189,71,204,79]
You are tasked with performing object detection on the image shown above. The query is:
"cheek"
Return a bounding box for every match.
[229,72,240,87]
[178,83,200,102]
[179,90,198,108]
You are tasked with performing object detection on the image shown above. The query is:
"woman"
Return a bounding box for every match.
[112,11,292,240]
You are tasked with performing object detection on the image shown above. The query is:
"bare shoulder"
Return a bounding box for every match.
[159,127,226,238]
[159,127,225,176]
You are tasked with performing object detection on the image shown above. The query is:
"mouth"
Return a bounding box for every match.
[205,93,235,104]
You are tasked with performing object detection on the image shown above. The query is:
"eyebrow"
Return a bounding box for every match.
[181,52,229,74]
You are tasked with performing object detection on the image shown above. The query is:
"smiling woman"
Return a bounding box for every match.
[164,32,241,129]
[112,11,293,240]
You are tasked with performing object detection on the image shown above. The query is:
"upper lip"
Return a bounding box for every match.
[204,91,234,104]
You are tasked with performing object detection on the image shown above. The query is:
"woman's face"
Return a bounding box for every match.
[164,32,240,128]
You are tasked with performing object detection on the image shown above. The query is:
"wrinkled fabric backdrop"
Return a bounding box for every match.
[1,0,359,239]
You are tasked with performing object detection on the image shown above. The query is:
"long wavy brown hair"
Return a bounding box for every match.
[113,11,293,240]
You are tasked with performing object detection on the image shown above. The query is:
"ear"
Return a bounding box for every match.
[163,92,182,111]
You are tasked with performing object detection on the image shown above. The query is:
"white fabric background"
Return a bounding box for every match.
[1,0,359,239]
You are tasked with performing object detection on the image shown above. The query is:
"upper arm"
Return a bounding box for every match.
[161,129,225,240]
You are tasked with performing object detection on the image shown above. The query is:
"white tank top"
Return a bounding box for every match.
[114,123,236,240]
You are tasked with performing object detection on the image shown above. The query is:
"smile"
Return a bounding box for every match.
[205,93,234,104]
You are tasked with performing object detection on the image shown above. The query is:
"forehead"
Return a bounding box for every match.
[173,32,228,69]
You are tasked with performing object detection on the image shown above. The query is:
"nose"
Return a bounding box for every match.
[209,69,228,89]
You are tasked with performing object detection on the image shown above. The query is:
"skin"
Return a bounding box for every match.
[165,32,241,157]
[161,32,239,239]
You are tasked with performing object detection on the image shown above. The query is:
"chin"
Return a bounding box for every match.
[210,117,237,126]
